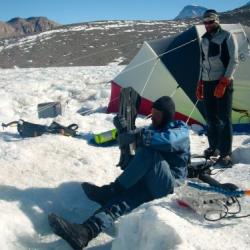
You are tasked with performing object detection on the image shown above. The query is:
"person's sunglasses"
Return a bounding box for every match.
[203,20,215,25]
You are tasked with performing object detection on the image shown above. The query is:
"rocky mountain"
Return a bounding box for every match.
[175,5,207,20]
[175,3,250,27]
[219,4,250,26]
[0,21,16,38]
[0,17,59,38]
[7,17,60,35]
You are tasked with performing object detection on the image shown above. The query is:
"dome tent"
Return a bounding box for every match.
[107,24,250,131]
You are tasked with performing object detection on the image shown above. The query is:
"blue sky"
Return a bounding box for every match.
[0,0,248,24]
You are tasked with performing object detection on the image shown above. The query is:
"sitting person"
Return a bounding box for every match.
[48,96,190,250]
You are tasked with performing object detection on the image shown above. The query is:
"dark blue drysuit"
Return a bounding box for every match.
[96,120,190,230]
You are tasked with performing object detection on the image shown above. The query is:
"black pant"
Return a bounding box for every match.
[203,80,233,157]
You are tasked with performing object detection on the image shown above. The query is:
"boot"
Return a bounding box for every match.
[81,181,125,206]
[213,155,233,169]
[204,148,220,159]
[48,213,101,250]
[48,201,130,249]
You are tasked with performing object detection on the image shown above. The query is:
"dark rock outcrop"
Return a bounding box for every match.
[0,21,17,38]
[7,17,60,35]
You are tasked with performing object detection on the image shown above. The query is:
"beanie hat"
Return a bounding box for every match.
[152,96,175,123]
[203,9,220,23]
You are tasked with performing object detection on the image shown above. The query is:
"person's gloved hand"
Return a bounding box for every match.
[118,128,143,147]
[214,77,231,98]
[196,80,204,100]
[113,115,127,131]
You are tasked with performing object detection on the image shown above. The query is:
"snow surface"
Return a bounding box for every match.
[0,66,250,250]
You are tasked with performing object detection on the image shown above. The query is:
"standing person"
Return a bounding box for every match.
[48,96,190,250]
[196,9,239,168]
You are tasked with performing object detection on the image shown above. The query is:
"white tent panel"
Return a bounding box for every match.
[113,42,159,95]
[233,54,250,122]
[114,42,180,101]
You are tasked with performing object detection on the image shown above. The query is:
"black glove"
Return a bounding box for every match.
[118,128,143,147]
[113,115,127,131]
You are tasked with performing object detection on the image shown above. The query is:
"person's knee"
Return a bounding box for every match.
[148,176,174,199]
[144,159,175,199]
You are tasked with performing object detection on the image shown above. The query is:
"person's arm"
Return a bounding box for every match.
[142,123,190,152]
[199,40,205,81]
[224,33,239,79]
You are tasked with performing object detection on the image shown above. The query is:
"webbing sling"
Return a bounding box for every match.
[117,87,141,170]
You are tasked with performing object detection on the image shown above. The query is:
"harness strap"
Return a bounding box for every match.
[2,121,19,128]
